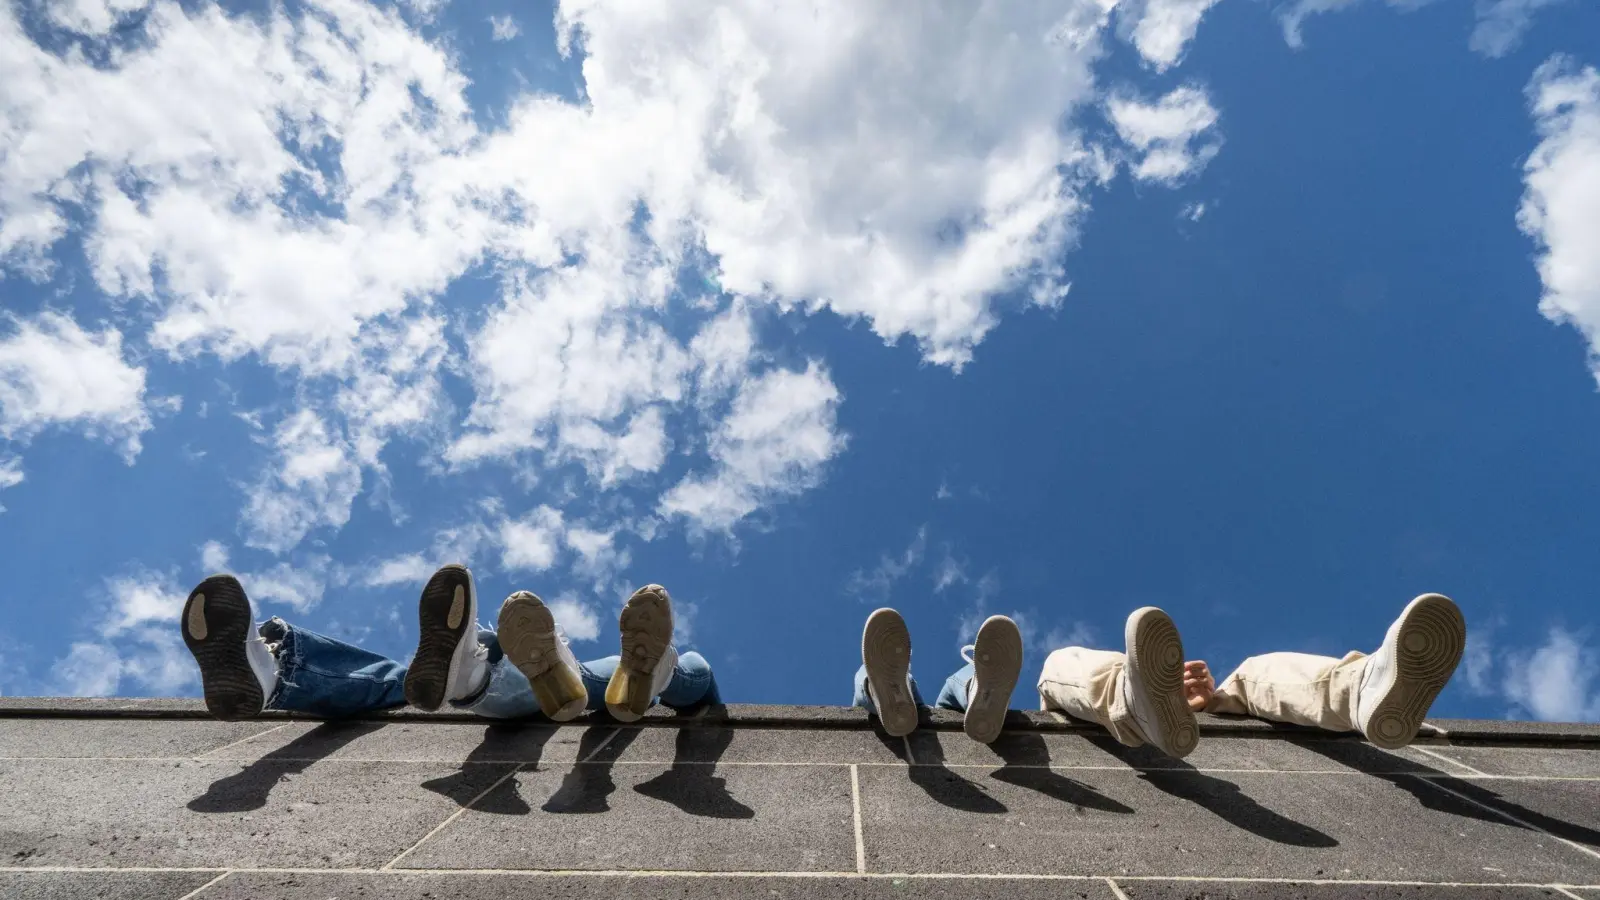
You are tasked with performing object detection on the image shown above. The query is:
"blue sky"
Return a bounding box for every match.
[1,0,1598,723]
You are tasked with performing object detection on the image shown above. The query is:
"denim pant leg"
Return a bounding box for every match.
[457,630,541,720]
[265,618,407,717]
[852,664,924,712]
[581,653,720,712]
[934,662,974,712]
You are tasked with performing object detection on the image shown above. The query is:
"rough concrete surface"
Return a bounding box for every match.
[1,702,1597,899]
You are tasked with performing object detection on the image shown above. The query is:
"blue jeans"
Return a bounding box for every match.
[852,662,972,713]
[264,620,718,718]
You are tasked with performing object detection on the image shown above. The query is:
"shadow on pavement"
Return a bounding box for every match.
[903,730,1008,814]
[542,725,638,814]
[633,727,755,819]
[188,722,382,813]
[1088,735,1339,847]
[989,732,1134,814]
[421,723,553,815]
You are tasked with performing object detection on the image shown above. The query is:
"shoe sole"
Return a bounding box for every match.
[181,575,263,721]
[606,585,673,722]
[499,591,588,718]
[862,608,917,737]
[964,615,1023,744]
[1126,607,1199,758]
[404,564,475,712]
[1364,593,1466,750]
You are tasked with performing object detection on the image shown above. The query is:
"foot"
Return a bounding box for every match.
[404,564,487,712]
[1123,607,1200,758]
[181,575,278,721]
[1357,593,1466,750]
[962,615,1022,744]
[605,584,676,723]
[862,607,917,737]
[499,591,589,721]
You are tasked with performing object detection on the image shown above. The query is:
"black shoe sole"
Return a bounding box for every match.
[181,575,263,721]
[404,564,475,711]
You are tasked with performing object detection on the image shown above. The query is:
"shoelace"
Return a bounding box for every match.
[960,644,976,664]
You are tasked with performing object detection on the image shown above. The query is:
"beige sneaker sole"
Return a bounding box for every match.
[606,585,673,721]
[964,615,1022,744]
[863,608,917,737]
[1363,593,1466,750]
[498,591,587,719]
[1126,607,1199,758]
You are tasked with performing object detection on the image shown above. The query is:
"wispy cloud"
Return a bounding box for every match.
[845,526,928,602]
[488,13,520,41]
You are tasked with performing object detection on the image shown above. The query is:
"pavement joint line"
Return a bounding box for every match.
[901,735,914,764]
[577,727,625,763]
[380,762,528,871]
[191,723,292,760]
[172,870,232,899]
[1404,772,1600,865]
[850,764,866,875]
[1105,876,1132,900]
[1411,744,1492,777]
[1550,886,1585,900]
[2,866,1597,887]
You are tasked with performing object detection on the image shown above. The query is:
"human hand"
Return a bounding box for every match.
[1184,660,1215,712]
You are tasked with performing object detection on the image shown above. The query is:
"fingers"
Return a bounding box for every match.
[1184,660,1210,677]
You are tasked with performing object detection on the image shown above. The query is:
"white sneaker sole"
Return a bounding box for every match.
[606,585,673,722]
[499,591,588,720]
[964,615,1022,744]
[862,608,917,737]
[1125,607,1199,758]
[1362,593,1466,750]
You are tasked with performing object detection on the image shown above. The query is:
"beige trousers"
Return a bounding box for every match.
[1037,647,1149,747]
[1207,650,1369,732]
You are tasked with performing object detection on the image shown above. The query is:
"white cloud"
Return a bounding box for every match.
[0,312,151,459]
[199,540,230,572]
[1505,629,1600,723]
[101,571,185,637]
[243,559,330,613]
[565,524,631,590]
[500,505,565,572]
[1520,57,1600,384]
[45,0,153,36]
[53,642,124,697]
[1107,86,1222,185]
[489,13,520,40]
[242,410,362,554]
[932,551,967,594]
[1181,201,1208,222]
[0,454,21,512]
[1119,0,1221,70]
[847,526,929,601]
[364,553,433,588]
[54,569,198,697]
[1471,0,1569,57]
[547,592,601,643]
[659,362,845,532]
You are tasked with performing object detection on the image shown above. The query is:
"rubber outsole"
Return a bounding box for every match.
[606,585,673,720]
[180,575,263,721]
[403,564,474,712]
[1363,593,1466,750]
[1125,607,1199,758]
[499,591,588,718]
[964,615,1022,744]
[862,608,917,737]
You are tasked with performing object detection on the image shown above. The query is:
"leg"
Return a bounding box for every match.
[1038,646,1142,745]
[581,656,620,712]
[457,630,542,720]
[1208,651,1365,730]
[658,650,721,709]
[853,663,924,711]
[265,618,407,717]
[933,663,972,712]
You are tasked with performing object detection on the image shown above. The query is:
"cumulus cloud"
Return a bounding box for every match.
[1108,86,1222,185]
[0,312,152,459]
[547,592,601,643]
[1520,57,1600,383]
[1505,629,1600,723]
[242,410,362,554]
[52,569,196,697]
[199,540,230,572]
[500,505,566,572]
[364,553,434,588]
[1118,0,1222,70]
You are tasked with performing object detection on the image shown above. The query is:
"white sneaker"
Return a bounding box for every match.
[181,575,279,721]
[605,584,677,723]
[962,615,1022,744]
[1122,607,1199,759]
[862,608,918,737]
[404,564,488,712]
[499,590,589,722]
[1356,593,1467,750]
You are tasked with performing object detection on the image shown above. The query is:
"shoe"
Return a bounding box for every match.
[1357,593,1466,750]
[404,564,488,711]
[1122,607,1199,758]
[862,607,918,737]
[962,615,1022,744]
[499,590,589,721]
[605,584,676,723]
[181,575,278,721]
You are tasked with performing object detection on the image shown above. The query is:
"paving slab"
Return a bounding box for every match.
[400,762,856,872]
[199,720,593,765]
[0,719,281,759]
[1412,745,1600,778]
[854,763,1600,882]
[591,725,909,765]
[0,871,221,900]
[1423,777,1600,851]
[197,872,1120,898]
[907,730,1434,774]
[1116,882,1581,899]
[0,755,515,868]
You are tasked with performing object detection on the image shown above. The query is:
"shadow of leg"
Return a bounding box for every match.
[422,724,552,815]
[1087,736,1338,847]
[989,732,1134,814]
[634,727,755,819]
[905,731,1007,814]
[189,722,383,813]
[1292,739,1600,849]
[543,726,638,814]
